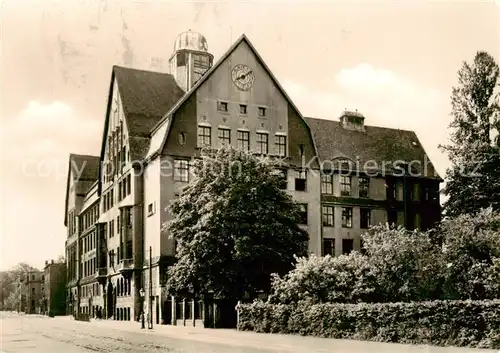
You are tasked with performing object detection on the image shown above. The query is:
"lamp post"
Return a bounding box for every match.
[139,288,145,329]
[149,246,153,330]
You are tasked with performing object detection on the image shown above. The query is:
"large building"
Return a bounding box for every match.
[64,31,441,325]
[18,270,44,314]
[41,260,67,316]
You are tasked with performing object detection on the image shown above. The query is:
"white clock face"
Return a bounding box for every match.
[231,64,255,91]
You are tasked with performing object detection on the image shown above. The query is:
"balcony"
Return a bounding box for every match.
[117,259,134,279]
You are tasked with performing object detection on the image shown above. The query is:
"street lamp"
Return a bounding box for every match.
[139,288,145,329]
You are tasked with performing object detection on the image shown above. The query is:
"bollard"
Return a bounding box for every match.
[235,300,241,331]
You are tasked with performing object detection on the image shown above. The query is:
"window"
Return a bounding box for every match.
[342,239,354,254]
[197,126,211,148]
[217,101,228,112]
[299,144,305,158]
[218,128,231,147]
[109,250,115,267]
[414,212,421,230]
[275,135,287,157]
[117,216,120,236]
[295,170,307,191]
[386,179,396,200]
[178,132,186,146]
[422,185,429,201]
[341,207,353,228]
[321,173,333,194]
[237,131,250,151]
[193,54,209,68]
[388,210,397,226]
[32,287,35,294]
[297,204,308,225]
[126,174,131,195]
[258,107,266,117]
[122,178,127,200]
[275,169,287,189]
[174,160,189,182]
[147,203,154,216]
[118,181,122,201]
[177,52,186,67]
[360,208,371,229]
[323,239,335,256]
[340,176,351,196]
[256,133,268,154]
[322,205,334,227]
[396,182,404,201]
[412,182,420,201]
[359,177,369,198]
[239,104,247,114]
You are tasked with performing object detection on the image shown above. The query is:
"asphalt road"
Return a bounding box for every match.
[0,312,494,353]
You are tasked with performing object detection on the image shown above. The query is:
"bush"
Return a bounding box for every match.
[238,300,500,349]
[361,224,445,302]
[267,253,381,305]
[440,208,500,300]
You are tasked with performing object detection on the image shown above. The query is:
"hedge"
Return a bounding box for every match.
[237,300,500,349]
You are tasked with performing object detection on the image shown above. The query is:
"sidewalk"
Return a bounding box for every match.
[55,316,492,353]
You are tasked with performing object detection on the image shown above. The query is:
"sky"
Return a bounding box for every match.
[1,0,499,271]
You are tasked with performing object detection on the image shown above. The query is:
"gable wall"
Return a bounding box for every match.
[196,40,289,153]
[101,79,131,190]
[162,94,198,157]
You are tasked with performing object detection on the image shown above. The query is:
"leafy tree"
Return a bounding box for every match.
[440,51,500,217]
[361,224,445,302]
[165,148,309,301]
[439,207,500,300]
[1,263,38,310]
[267,253,380,305]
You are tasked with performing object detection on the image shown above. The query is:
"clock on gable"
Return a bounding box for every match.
[231,64,255,91]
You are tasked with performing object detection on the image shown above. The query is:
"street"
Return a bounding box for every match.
[0,312,494,353]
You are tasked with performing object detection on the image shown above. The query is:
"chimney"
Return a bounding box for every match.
[340,110,366,132]
[45,260,48,266]
[51,260,54,264]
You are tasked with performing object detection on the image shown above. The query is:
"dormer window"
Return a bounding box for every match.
[340,110,365,131]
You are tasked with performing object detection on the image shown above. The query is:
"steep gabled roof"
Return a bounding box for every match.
[148,34,320,161]
[305,117,442,180]
[98,66,185,175]
[63,154,100,226]
[114,66,185,138]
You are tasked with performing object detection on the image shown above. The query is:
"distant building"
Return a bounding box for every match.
[19,270,43,314]
[41,260,67,316]
[64,31,442,326]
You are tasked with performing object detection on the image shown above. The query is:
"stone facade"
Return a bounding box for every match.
[18,270,43,314]
[64,31,442,327]
[41,260,67,316]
